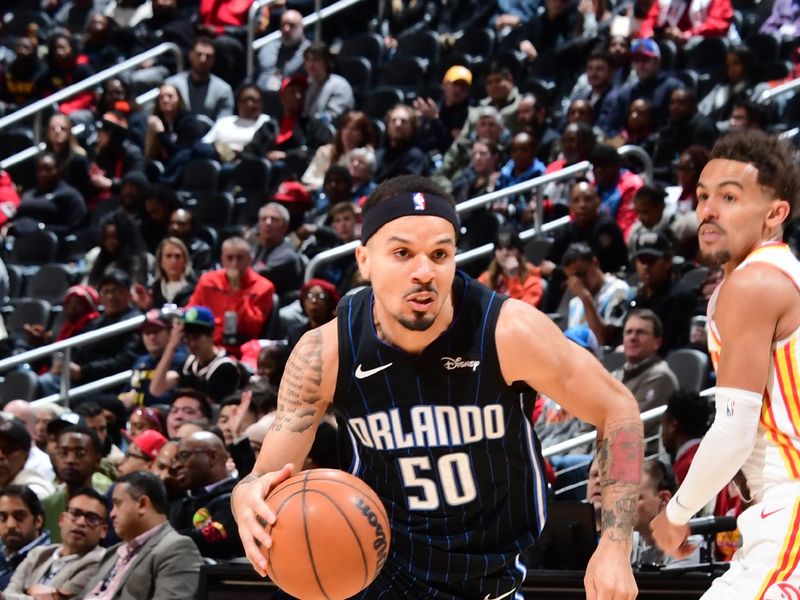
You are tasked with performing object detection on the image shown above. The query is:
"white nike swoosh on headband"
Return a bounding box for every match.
[355,363,393,379]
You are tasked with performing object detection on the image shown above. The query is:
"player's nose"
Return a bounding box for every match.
[696,195,718,223]
[410,254,435,282]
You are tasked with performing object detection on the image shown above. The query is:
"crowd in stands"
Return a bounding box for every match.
[0,0,798,589]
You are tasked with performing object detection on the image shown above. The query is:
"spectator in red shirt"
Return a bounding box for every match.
[0,170,20,228]
[198,0,254,85]
[478,228,543,308]
[37,32,95,116]
[589,143,644,240]
[638,0,735,44]
[188,237,275,357]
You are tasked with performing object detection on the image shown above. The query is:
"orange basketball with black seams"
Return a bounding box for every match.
[265,469,391,600]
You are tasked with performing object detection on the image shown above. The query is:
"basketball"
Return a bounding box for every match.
[265,468,391,599]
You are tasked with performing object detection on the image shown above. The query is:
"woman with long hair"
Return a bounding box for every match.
[89,107,145,207]
[84,210,154,287]
[39,32,95,116]
[698,46,768,123]
[44,113,91,199]
[132,236,196,311]
[478,228,543,308]
[302,110,376,190]
[145,83,206,162]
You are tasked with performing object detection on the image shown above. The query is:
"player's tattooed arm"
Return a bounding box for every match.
[271,328,325,435]
[596,417,643,543]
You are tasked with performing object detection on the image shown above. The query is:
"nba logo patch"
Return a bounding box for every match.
[412,192,426,211]
[726,399,735,417]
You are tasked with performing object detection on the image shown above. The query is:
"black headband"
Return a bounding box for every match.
[360,192,459,244]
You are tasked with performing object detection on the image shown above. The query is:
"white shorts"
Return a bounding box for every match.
[703,489,800,600]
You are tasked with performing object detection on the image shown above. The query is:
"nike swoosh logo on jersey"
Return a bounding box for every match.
[354,363,393,379]
[761,507,785,519]
[483,588,516,600]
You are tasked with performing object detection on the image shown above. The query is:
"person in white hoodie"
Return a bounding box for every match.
[0,417,54,500]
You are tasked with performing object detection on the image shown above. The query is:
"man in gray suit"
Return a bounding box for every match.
[3,488,108,599]
[83,472,202,600]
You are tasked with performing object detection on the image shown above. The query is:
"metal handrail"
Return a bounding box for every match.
[31,370,132,407]
[0,42,183,141]
[758,76,800,103]
[453,161,591,216]
[0,123,86,171]
[0,314,146,372]
[454,215,570,266]
[618,144,653,183]
[248,0,367,78]
[541,386,714,458]
[304,161,592,281]
[246,0,280,86]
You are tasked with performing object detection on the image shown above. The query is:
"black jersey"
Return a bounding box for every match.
[333,272,548,600]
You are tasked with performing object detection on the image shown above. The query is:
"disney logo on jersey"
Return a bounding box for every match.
[441,356,480,372]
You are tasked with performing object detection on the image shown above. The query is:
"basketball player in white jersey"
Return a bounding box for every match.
[651,130,800,599]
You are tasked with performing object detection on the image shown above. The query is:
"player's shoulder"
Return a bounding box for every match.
[725,261,797,298]
[718,262,796,316]
[495,298,559,346]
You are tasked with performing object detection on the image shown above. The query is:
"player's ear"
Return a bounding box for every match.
[355,244,370,280]
[767,198,790,227]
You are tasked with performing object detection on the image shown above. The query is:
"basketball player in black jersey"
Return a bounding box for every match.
[232,176,643,599]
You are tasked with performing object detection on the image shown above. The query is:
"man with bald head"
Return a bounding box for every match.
[256,9,310,92]
[188,236,275,358]
[168,431,241,559]
[4,400,54,481]
[167,208,212,271]
[246,202,304,297]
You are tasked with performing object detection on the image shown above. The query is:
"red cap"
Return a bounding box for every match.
[64,284,100,312]
[132,430,167,460]
[280,74,308,92]
[273,181,311,205]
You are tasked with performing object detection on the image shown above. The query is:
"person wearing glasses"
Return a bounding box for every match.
[287,279,339,352]
[118,431,168,478]
[168,432,241,559]
[41,426,109,545]
[0,486,49,591]
[3,488,108,600]
[83,472,202,599]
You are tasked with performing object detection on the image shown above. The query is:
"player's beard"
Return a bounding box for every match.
[700,249,732,266]
[397,312,436,331]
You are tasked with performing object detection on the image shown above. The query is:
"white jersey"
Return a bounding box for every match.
[707,242,800,502]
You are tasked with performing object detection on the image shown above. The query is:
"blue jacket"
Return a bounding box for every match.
[496,158,546,191]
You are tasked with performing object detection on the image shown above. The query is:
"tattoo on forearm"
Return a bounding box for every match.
[596,418,643,542]
[271,329,324,434]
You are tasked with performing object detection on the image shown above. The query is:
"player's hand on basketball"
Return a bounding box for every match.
[584,540,638,599]
[232,463,294,576]
[650,511,695,559]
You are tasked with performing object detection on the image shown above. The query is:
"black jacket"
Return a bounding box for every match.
[73,306,144,383]
[168,477,243,560]
[374,141,431,182]
[18,180,87,234]
[548,215,628,274]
